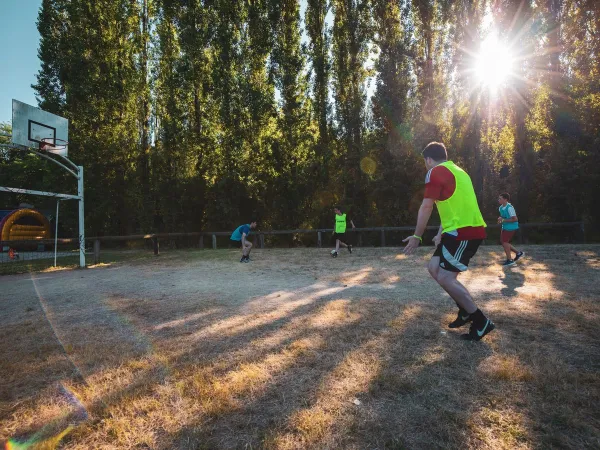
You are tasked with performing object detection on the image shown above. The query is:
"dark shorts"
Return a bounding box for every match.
[230,239,242,248]
[333,232,347,242]
[501,229,517,243]
[433,234,482,272]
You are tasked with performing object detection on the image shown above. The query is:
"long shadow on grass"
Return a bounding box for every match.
[462,245,600,449]
[155,294,493,448]
[6,247,599,448]
[510,245,600,448]
[500,268,525,297]
[2,281,360,445]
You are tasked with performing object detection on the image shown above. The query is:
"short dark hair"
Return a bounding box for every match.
[250,219,258,224]
[422,142,448,162]
[500,193,510,201]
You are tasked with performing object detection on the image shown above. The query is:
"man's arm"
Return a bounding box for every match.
[414,198,435,236]
[403,198,435,254]
[433,224,443,246]
[241,232,247,246]
[502,215,518,223]
[350,219,356,228]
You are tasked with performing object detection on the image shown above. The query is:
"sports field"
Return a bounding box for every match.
[1,245,599,449]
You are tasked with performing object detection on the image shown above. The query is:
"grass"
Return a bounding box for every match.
[0,250,172,275]
[1,245,599,449]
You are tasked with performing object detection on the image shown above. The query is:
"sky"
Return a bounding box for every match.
[0,0,375,126]
[0,0,42,125]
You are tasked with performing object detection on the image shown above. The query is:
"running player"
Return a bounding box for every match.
[331,207,355,257]
[497,193,524,266]
[230,220,257,263]
[403,142,495,341]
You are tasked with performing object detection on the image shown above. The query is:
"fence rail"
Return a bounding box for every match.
[0,221,586,265]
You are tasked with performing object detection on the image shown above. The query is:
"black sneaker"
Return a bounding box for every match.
[448,310,472,328]
[331,251,338,258]
[348,245,352,254]
[514,251,524,261]
[240,256,246,263]
[502,259,516,267]
[461,319,495,341]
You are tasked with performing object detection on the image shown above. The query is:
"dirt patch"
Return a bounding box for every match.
[1,245,599,449]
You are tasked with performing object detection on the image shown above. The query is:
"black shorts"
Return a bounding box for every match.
[230,239,242,248]
[433,234,482,272]
[333,232,347,242]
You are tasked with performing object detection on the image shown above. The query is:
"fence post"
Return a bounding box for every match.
[518,226,523,244]
[380,229,386,247]
[580,222,586,243]
[153,236,160,255]
[199,235,204,249]
[260,234,265,249]
[253,234,258,248]
[317,231,322,248]
[94,239,100,264]
[358,232,363,247]
[212,234,217,249]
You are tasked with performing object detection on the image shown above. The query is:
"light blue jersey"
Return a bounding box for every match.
[499,203,519,231]
[230,224,251,241]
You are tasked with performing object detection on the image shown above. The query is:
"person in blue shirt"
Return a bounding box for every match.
[497,193,524,266]
[230,220,257,263]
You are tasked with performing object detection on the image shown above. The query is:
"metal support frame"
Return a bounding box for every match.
[0,142,85,267]
[54,199,61,267]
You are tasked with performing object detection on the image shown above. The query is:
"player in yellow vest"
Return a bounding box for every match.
[403,142,495,341]
[331,207,355,257]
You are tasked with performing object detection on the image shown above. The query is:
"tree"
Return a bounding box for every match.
[332,0,371,215]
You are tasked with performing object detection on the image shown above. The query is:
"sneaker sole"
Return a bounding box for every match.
[448,319,472,329]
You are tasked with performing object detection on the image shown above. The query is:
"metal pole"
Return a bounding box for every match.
[54,200,60,267]
[78,166,85,267]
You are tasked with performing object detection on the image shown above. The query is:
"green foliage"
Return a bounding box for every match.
[9,0,595,238]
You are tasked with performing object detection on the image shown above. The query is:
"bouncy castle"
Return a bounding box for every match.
[0,208,52,250]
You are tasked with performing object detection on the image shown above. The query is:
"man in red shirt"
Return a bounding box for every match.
[403,142,495,341]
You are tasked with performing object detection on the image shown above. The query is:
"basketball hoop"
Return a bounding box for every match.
[40,138,68,157]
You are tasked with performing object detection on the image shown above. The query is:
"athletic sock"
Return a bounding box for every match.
[470,309,487,327]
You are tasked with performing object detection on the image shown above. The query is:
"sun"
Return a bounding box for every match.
[474,34,513,91]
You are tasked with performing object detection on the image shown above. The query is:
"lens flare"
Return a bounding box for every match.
[360,156,377,175]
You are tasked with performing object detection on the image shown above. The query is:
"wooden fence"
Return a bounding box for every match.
[0,222,586,265]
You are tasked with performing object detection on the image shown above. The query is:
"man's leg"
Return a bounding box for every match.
[244,241,252,257]
[436,268,477,314]
[434,237,494,339]
[427,256,441,281]
[335,239,340,253]
[502,242,512,259]
[338,241,348,248]
[509,244,518,253]
[436,267,495,340]
[429,257,472,327]
[428,257,462,302]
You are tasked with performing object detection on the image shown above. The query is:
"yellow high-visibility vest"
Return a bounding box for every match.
[335,213,347,233]
[435,161,487,233]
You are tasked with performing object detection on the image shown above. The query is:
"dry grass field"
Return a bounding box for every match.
[1,245,599,449]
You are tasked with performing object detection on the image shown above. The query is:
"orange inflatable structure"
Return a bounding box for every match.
[0,209,52,245]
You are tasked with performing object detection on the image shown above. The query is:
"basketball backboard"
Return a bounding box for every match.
[12,99,68,156]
